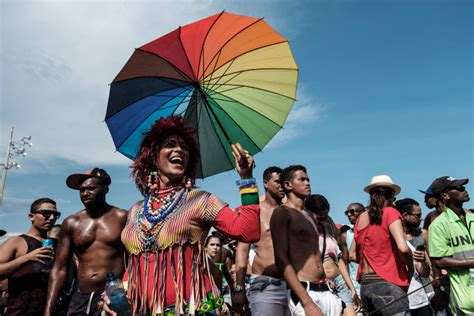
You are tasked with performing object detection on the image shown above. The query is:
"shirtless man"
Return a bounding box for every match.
[233,166,287,315]
[270,165,342,316]
[44,168,128,316]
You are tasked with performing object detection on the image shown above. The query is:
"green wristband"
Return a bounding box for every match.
[241,192,259,205]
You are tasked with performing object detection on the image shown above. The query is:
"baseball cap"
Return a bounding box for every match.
[418,185,433,195]
[431,176,469,198]
[66,168,112,190]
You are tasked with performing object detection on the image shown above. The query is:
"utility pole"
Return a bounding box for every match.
[0,127,32,207]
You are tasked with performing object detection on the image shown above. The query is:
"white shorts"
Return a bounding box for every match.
[287,281,343,316]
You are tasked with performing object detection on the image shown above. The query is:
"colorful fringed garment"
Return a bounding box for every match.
[121,189,260,315]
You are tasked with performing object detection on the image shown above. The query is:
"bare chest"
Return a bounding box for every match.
[72,217,122,253]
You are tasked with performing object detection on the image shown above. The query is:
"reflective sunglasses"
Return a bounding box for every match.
[31,210,61,220]
[344,208,363,216]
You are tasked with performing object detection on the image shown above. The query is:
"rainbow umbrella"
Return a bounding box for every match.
[106,11,298,178]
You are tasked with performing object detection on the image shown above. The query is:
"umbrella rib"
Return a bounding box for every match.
[207,92,285,130]
[112,89,194,150]
[199,17,264,82]
[107,77,194,119]
[178,26,198,82]
[202,40,291,86]
[205,58,237,92]
[202,67,297,85]
[114,48,195,84]
[206,94,265,152]
[203,67,297,94]
[207,81,298,102]
[197,10,225,82]
[201,40,291,92]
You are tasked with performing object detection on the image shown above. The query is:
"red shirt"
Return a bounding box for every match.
[354,207,409,287]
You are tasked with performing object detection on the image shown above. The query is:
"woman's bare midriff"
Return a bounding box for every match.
[322,257,341,279]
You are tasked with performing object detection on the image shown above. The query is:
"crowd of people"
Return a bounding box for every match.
[0,116,472,316]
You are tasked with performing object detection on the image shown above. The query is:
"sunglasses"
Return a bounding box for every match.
[450,186,466,192]
[31,210,61,220]
[345,208,363,216]
[408,213,422,218]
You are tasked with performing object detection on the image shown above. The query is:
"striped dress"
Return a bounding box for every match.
[121,188,259,315]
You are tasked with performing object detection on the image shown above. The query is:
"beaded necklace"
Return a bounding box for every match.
[137,185,188,250]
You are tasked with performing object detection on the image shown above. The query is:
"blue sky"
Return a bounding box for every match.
[1,0,472,235]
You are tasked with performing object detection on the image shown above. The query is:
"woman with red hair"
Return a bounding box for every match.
[103,116,260,315]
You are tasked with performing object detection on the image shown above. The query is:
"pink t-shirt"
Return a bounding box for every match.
[354,207,409,287]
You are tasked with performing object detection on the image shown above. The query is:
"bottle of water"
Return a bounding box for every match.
[105,272,132,316]
[468,268,474,288]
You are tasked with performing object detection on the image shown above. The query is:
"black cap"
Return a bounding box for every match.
[66,168,112,190]
[431,176,469,198]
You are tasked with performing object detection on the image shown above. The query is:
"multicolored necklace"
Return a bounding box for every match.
[143,185,185,223]
[137,186,188,250]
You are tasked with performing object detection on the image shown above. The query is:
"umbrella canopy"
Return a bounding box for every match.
[106,11,298,178]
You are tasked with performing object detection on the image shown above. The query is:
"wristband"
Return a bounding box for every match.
[240,188,259,195]
[241,192,259,205]
[236,178,256,187]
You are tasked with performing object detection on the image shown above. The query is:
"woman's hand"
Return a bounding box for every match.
[351,290,361,312]
[231,143,254,179]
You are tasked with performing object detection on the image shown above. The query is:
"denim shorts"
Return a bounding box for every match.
[333,274,353,305]
[360,276,409,316]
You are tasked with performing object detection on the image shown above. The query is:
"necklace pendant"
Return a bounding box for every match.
[152,201,160,209]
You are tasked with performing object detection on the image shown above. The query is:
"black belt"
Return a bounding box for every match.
[290,281,329,306]
[303,281,330,292]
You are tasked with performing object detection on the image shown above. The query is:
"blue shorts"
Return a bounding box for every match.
[333,274,354,305]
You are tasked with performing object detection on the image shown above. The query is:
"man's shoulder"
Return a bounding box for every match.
[429,212,450,231]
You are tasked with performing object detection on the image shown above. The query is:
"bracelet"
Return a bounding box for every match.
[240,188,259,195]
[241,192,259,205]
[236,178,256,187]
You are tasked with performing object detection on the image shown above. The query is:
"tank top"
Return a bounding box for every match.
[7,234,49,316]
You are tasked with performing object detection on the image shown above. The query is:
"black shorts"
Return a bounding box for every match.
[67,291,101,316]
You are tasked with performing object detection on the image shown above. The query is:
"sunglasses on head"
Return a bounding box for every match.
[345,208,362,216]
[31,210,61,220]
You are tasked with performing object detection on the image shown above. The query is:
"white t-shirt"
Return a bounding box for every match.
[406,241,431,309]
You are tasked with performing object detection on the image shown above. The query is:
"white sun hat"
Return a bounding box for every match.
[364,175,401,196]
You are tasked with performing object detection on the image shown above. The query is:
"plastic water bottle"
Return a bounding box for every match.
[468,268,474,288]
[105,272,132,316]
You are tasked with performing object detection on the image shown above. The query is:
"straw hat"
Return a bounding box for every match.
[364,175,401,196]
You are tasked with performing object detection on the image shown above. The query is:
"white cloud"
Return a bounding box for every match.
[0,1,302,169]
[0,1,226,167]
[267,91,326,148]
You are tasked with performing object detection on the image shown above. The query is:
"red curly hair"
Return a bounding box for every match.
[131,116,200,196]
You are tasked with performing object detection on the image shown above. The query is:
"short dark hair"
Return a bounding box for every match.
[394,198,420,214]
[30,198,56,213]
[348,202,365,212]
[305,194,330,214]
[280,165,307,187]
[263,166,282,181]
